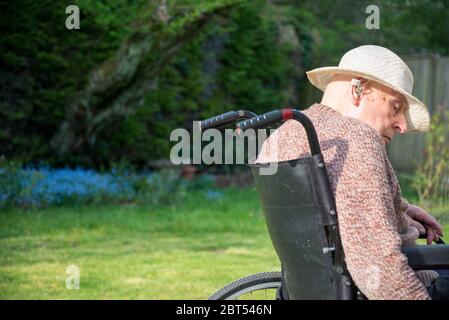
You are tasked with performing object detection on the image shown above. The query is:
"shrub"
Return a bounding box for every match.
[0,157,27,209]
[0,163,191,209]
[412,106,449,207]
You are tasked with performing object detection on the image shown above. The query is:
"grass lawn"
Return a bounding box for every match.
[0,186,448,299]
[0,187,279,299]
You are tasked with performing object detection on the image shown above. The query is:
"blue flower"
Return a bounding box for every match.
[205,190,223,200]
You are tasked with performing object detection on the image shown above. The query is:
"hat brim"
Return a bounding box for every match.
[306,67,430,133]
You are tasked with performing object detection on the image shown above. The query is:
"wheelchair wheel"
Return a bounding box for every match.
[209,271,282,300]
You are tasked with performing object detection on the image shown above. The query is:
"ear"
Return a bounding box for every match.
[350,78,368,106]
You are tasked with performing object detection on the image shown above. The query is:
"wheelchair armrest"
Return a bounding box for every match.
[401,245,449,270]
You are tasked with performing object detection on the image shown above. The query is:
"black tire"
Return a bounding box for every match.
[209,271,282,300]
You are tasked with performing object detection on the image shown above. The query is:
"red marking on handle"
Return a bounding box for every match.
[281,109,293,120]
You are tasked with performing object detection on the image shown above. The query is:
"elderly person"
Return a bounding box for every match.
[256,45,445,300]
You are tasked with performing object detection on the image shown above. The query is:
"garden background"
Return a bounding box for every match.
[1,0,448,299]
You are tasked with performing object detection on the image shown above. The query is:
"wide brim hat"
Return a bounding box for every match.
[306,45,430,133]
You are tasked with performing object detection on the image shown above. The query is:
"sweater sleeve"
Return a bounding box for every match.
[335,129,430,300]
[400,197,410,213]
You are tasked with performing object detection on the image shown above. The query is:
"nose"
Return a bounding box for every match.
[394,112,408,134]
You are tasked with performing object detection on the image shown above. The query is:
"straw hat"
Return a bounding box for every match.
[306,45,430,133]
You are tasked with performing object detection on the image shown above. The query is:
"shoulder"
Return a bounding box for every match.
[320,113,385,155]
[300,104,384,147]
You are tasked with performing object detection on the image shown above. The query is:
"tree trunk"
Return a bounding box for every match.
[51,1,243,156]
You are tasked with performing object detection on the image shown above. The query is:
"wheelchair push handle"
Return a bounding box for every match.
[237,108,322,156]
[199,110,257,132]
[237,109,287,131]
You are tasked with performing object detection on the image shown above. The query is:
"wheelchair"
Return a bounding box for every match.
[198,108,449,300]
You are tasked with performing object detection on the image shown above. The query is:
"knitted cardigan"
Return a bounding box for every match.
[256,103,430,300]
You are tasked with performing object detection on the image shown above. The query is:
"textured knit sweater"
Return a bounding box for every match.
[256,103,431,300]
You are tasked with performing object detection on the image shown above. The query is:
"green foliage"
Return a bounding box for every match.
[0,157,26,209]
[94,0,295,165]
[1,0,449,168]
[397,173,419,203]
[0,157,46,210]
[0,0,144,164]
[412,107,449,207]
[125,168,188,206]
[404,0,449,55]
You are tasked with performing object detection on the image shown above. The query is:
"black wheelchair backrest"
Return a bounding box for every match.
[243,109,353,299]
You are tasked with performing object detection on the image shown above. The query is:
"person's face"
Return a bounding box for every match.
[358,82,408,145]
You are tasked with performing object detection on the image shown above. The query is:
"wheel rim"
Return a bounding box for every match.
[225,281,281,300]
